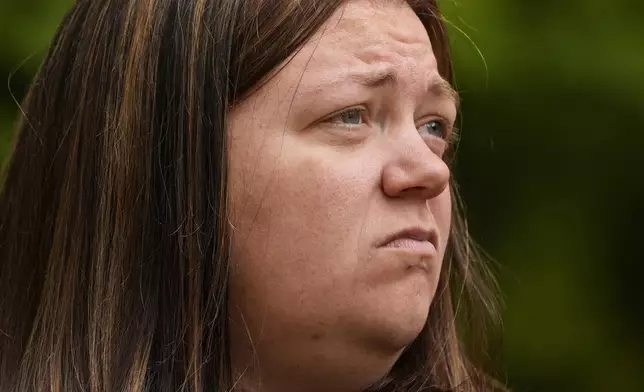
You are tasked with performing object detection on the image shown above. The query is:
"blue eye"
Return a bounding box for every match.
[337,108,364,125]
[419,119,446,138]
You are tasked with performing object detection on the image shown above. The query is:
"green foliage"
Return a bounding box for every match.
[1,1,642,391]
[440,1,644,390]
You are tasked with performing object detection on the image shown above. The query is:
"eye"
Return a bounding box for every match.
[326,108,366,126]
[418,119,448,139]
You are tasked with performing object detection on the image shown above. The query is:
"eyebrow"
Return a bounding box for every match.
[347,68,460,109]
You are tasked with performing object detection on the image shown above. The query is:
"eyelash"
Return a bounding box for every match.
[322,107,456,143]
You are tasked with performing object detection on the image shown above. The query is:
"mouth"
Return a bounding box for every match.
[378,227,439,257]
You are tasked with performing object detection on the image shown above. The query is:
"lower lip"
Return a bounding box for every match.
[382,238,437,255]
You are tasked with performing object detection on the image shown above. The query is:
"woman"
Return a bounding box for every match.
[0,0,503,391]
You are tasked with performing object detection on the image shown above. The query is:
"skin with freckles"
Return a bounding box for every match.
[227,1,458,391]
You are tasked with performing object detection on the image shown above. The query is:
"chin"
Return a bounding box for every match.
[328,312,429,392]
[353,279,434,356]
[384,303,431,352]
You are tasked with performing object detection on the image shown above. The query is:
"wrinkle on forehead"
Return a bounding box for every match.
[315,0,434,65]
[252,0,450,119]
[303,0,438,89]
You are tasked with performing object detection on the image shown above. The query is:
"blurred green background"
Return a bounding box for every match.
[1,1,642,391]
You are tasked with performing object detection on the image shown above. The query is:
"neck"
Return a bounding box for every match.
[230,349,400,392]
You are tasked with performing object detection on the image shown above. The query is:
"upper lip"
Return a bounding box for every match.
[378,227,438,248]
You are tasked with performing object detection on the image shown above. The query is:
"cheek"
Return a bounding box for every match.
[428,186,452,258]
[230,139,372,256]
[227,132,379,320]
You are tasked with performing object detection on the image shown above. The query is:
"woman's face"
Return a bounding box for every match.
[227,0,457,390]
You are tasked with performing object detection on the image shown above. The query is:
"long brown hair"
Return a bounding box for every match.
[0,0,503,391]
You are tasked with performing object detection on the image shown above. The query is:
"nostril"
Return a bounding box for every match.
[381,141,451,199]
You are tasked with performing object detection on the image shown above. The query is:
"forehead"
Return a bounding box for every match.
[294,0,438,87]
[235,0,450,117]
[322,0,432,50]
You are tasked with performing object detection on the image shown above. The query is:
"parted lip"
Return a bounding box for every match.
[377,227,439,249]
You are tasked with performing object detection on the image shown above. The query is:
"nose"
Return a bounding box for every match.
[381,129,450,200]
